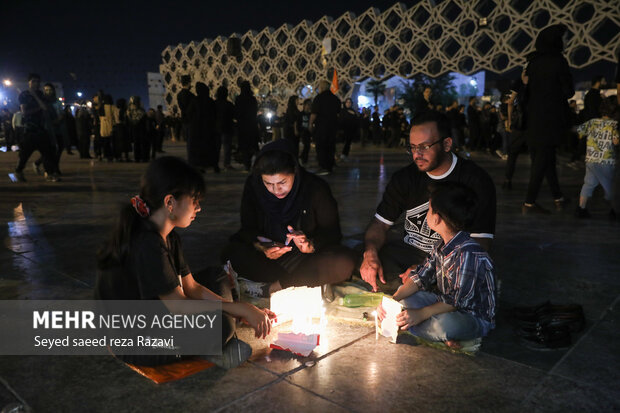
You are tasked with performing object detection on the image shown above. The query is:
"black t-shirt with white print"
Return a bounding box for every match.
[375,153,496,254]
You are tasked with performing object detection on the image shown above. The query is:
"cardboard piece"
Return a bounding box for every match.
[124,357,215,384]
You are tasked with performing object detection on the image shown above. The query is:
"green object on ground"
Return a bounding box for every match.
[342,292,384,308]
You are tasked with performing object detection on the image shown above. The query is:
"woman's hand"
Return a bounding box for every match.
[264,245,292,260]
[240,303,275,339]
[285,225,315,253]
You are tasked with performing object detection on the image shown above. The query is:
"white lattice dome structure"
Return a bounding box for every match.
[159,0,620,114]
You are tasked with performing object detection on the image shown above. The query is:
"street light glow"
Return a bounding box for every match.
[77,92,83,97]
[3,79,11,87]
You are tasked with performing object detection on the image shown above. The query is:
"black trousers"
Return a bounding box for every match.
[222,242,354,289]
[117,270,235,367]
[504,130,527,181]
[315,133,336,171]
[525,144,563,204]
[341,129,355,156]
[16,128,55,174]
[299,131,311,164]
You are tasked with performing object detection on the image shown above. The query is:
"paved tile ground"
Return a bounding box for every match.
[0,141,618,412]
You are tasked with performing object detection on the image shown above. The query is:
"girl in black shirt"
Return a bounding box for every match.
[96,156,274,367]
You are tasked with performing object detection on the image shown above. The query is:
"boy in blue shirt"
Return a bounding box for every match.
[380,181,497,348]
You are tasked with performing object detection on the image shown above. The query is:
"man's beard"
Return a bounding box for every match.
[414,150,447,173]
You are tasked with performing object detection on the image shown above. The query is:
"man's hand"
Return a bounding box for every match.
[360,249,385,292]
[285,225,314,253]
[396,308,428,330]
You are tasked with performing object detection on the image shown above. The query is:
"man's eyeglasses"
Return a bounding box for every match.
[406,139,443,154]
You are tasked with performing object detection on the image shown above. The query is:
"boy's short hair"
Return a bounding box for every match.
[28,73,40,81]
[599,96,618,118]
[429,181,478,232]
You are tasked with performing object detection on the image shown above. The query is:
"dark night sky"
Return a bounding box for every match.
[0,0,391,102]
[1,0,617,106]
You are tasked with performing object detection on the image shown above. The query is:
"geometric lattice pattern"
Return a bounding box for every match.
[160,0,620,114]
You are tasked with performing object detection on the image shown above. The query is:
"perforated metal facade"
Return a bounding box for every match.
[160,0,620,114]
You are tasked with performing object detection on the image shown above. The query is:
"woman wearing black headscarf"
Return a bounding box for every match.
[193,82,217,172]
[234,81,260,171]
[521,24,575,214]
[221,139,354,297]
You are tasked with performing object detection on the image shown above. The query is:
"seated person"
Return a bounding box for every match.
[360,111,496,293]
[96,156,275,368]
[379,181,497,347]
[222,139,355,297]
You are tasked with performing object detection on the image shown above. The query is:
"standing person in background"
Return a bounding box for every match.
[12,109,24,149]
[310,80,340,175]
[99,94,115,162]
[360,107,371,147]
[1,109,15,151]
[215,86,235,171]
[283,95,301,158]
[76,106,92,159]
[127,96,148,162]
[146,108,158,161]
[574,97,619,219]
[446,100,461,150]
[298,99,312,167]
[339,97,359,161]
[503,79,528,190]
[522,24,574,214]
[582,76,605,122]
[467,97,481,150]
[177,75,197,151]
[155,105,166,153]
[113,98,130,162]
[33,83,67,177]
[371,105,382,145]
[93,91,104,160]
[194,82,218,172]
[235,81,260,172]
[11,73,56,183]
[65,106,77,153]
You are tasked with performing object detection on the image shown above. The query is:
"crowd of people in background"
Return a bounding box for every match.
[2,37,619,219]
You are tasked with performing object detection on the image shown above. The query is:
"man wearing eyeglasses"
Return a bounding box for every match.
[360,111,496,293]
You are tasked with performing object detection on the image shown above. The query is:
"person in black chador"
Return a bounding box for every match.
[467,96,480,150]
[215,86,236,170]
[127,96,148,162]
[339,97,359,161]
[193,82,218,172]
[235,81,260,172]
[221,139,355,298]
[282,95,301,158]
[310,80,340,175]
[521,24,574,214]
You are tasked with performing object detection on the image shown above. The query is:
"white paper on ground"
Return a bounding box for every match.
[271,332,320,357]
[379,296,403,343]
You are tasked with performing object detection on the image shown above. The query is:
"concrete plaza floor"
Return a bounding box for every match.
[0,141,618,412]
